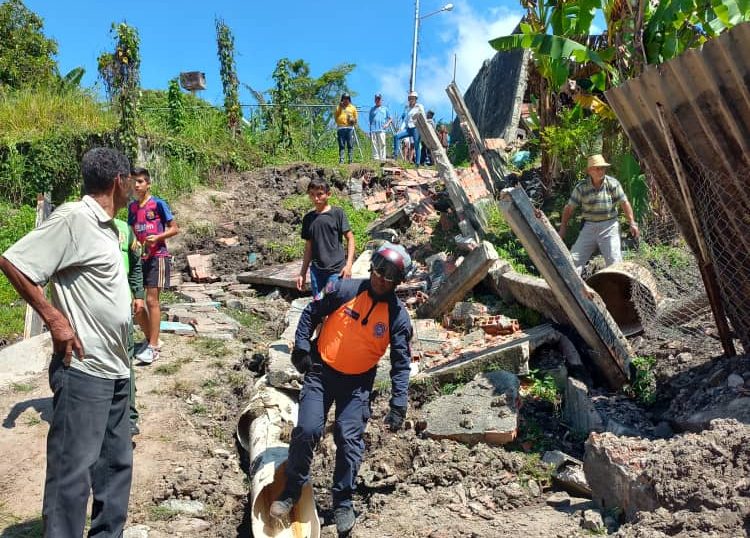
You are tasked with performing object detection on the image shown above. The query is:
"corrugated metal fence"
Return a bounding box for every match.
[606,22,750,353]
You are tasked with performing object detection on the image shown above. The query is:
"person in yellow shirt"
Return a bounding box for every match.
[335,93,358,164]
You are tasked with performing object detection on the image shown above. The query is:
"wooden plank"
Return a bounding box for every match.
[414,111,479,241]
[24,193,52,339]
[417,241,498,319]
[498,187,631,389]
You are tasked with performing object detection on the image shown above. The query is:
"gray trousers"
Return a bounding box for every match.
[44,359,133,537]
[570,218,622,274]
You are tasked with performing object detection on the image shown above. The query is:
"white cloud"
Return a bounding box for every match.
[371,0,522,121]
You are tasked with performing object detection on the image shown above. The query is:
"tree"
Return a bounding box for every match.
[0,0,58,89]
[215,18,242,136]
[97,22,141,163]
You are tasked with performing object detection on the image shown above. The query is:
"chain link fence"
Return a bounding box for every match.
[626,158,748,355]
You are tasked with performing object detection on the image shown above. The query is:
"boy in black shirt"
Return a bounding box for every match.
[296,178,355,300]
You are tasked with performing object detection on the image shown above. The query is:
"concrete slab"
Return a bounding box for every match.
[266,339,304,391]
[422,370,520,445]
[237,261,310,291]
[0,332,52,389]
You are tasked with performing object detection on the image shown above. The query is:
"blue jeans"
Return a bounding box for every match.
[309,266,340,300]
[337,128,354,163]
[284,357,376,508]
[44,359,132,537]
[393,126,421,165]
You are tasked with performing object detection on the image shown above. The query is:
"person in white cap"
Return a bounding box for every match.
[393,91,425,165]
[368,93,392,161]
[558,154,640,274]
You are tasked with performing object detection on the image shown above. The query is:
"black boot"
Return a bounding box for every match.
[334,505,355,535]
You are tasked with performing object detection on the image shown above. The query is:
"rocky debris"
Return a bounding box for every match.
[581,509,605,533]
[266,339,303,391]
[422,371,520,445]
[614,506,747,537]
[584,419,750,533]
[564,377,657,438]
[123,525,150,538]
[542,450,591,497]
[660,353,750,432]
[417,241,500,319]
[158,499,205,516]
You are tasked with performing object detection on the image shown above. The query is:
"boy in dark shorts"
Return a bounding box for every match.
[296,178,355,300]
[128,167,179,364]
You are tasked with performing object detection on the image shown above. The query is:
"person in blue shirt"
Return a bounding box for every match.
[368,93,392,161]
[393,91,425,166]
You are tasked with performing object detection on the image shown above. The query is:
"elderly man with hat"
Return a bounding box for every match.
[334,93,358,164]
[558,154,640,274]
[368,93,392,161]
[270,242,414,536]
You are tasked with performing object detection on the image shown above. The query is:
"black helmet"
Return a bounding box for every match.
[341,92,351,100]
[371,242,413,284]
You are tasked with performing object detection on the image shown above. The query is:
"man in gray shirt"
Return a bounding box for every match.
[0,147,134,537]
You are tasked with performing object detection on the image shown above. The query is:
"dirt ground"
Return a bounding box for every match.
[1,164,748,537]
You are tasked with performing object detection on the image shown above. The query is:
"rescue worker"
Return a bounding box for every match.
[270,242,414,536]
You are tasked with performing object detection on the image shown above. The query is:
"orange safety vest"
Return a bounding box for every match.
[317,292,391,374]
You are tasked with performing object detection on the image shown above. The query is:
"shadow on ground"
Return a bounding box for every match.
[0,516,43,537]
[2,398,52,428]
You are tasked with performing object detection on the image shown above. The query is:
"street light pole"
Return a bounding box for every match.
[409,0,420,93]
[409,2,454,94]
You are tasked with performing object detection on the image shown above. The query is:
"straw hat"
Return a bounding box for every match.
[587,154,611,168]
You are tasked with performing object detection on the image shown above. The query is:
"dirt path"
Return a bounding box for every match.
[0,334,252,537]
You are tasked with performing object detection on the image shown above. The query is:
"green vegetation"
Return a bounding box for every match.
[630,242,692,269]
[215,18,241,135]
[518,452,554,489]
[0,204,35,339]
[226,308,264,332]
[0,0,58,90]
[439,381,463,396]
[627,355,657,405]
[97,22,141,162]
[484,202,536,275]
[11,382,34,393]
[192,337,228,358]
[190,403,208,416]
[154,362,181,376]
[148,505,179,521]
[525,369,561,410]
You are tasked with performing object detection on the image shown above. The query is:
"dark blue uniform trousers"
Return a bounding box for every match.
[44,358,133,537]
[285,359,376,508]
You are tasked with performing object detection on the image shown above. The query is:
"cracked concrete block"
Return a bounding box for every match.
[266,340,303,391]
[563,377,604,435]
[422,370,520,445]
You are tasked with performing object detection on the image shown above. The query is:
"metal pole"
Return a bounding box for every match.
[409,0,420,93]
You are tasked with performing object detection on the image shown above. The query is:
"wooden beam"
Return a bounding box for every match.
[446,81,506,196]
[498,187,631,389]
[417,240,498,319]
[414,111,479,242]
[24,193,51,339]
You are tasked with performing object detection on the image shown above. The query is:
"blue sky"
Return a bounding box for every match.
[26,0,524,125]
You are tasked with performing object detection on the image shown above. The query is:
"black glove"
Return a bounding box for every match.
[290,347,312,374]
[384,405,407,431]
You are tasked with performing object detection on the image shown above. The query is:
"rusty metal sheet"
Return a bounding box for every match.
[606,22,750,351]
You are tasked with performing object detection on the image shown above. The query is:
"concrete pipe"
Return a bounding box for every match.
[585,261,661,337]
[237,377,320,538]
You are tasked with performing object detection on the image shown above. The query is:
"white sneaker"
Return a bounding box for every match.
[136,345,159,365]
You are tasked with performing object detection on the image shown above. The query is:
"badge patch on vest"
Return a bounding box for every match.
[373,321,387,338]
